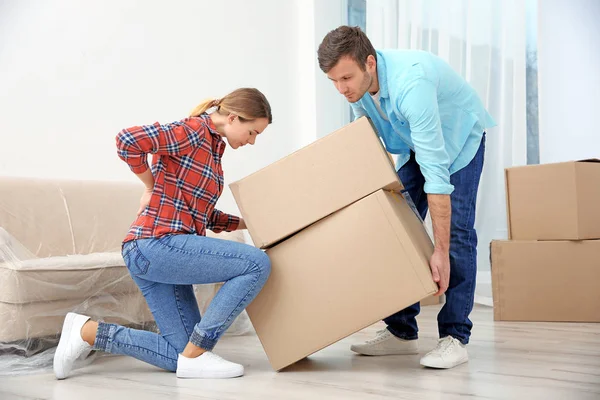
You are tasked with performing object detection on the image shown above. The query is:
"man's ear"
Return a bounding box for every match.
[366,54,377,71]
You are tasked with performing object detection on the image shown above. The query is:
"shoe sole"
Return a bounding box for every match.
[420,355,469,369]
[350,345,419,356]
[176,367,244,379]
[54,313,77,380]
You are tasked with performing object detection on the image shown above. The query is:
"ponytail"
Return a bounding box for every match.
[189,88,272,123]
[190,98,221,117]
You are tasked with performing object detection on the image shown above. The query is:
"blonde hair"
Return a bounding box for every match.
[190,88,272,123]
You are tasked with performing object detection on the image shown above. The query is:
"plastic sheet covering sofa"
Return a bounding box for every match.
[0,176,251,375]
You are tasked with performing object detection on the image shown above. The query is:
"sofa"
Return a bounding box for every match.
[0,176,249,363]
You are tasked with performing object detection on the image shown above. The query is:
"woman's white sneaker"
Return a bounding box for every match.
[176,352,244,379]
[350,329,419,356]
[420,336,468,369]
[53,312,92,379]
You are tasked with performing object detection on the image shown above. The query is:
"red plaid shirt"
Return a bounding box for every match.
[117,113,239,243]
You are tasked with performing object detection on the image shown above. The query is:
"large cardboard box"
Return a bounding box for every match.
[490,240,600,322]
[505,159,600,240]
[247,189,438,370]
[421,294,443,306]
[230,117,402,249]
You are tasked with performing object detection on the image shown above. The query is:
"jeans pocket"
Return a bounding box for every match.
[121,241,134,258]
[123,242,151,276]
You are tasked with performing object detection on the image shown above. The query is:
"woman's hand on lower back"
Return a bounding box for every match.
[137,188,152,216]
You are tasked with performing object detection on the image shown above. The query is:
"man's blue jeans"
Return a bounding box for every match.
[93,234,271,371]
[384,134,485,345]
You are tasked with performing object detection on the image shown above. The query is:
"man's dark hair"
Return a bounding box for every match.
[317,26,377,73]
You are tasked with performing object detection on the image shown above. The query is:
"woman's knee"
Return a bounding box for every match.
[248,248,271,279]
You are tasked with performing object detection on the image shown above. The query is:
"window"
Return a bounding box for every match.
[347,0,366,121]
[526,0,540,165]
[348,0,366,31]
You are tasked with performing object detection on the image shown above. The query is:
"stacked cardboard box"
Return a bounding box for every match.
[491,160,600,322]
[230,117,438,370]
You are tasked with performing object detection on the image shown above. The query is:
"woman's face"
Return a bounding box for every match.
[223,115,269,149]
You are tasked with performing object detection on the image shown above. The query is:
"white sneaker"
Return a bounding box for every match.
[420,336,468,369]
[350,329,419,356]
[54,312,92,379]
[176,352,244,379]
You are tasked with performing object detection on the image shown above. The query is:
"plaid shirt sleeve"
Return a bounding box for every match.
[207,208,240,233]
[116,117,208,174]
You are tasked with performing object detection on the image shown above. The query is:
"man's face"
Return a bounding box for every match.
[326,55,375,103]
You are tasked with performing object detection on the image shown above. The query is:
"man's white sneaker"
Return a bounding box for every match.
[176,352,244,379]
[350,329,419,356]
[53,312,92,379]
[420,336,468,369]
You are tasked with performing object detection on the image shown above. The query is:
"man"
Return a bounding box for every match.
[318,26,496,369]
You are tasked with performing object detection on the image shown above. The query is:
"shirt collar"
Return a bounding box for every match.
[375,50,389,99]
[203,113,221,137]
[198,113,226,156]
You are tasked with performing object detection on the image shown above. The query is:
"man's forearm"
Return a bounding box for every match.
[427,194,451,251]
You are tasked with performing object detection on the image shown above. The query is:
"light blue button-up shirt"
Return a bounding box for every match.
[351,50,496,194]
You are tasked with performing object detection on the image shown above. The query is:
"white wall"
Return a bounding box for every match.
[538,0,600,163]
[0,0,347,217]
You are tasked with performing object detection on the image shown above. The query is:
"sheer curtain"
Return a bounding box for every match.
[366,0,527,305]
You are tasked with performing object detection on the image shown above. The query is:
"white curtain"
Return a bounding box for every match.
[366,0,527,305]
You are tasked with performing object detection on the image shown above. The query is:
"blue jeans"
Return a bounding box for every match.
[93,234,271,371]
[384,134,485,345]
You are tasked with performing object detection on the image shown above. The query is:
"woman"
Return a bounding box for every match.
[53,88,273,379]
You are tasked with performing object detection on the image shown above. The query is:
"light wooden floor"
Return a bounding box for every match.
[1,304,599,400]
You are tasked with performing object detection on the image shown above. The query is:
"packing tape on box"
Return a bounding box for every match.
[389,189,425,224]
